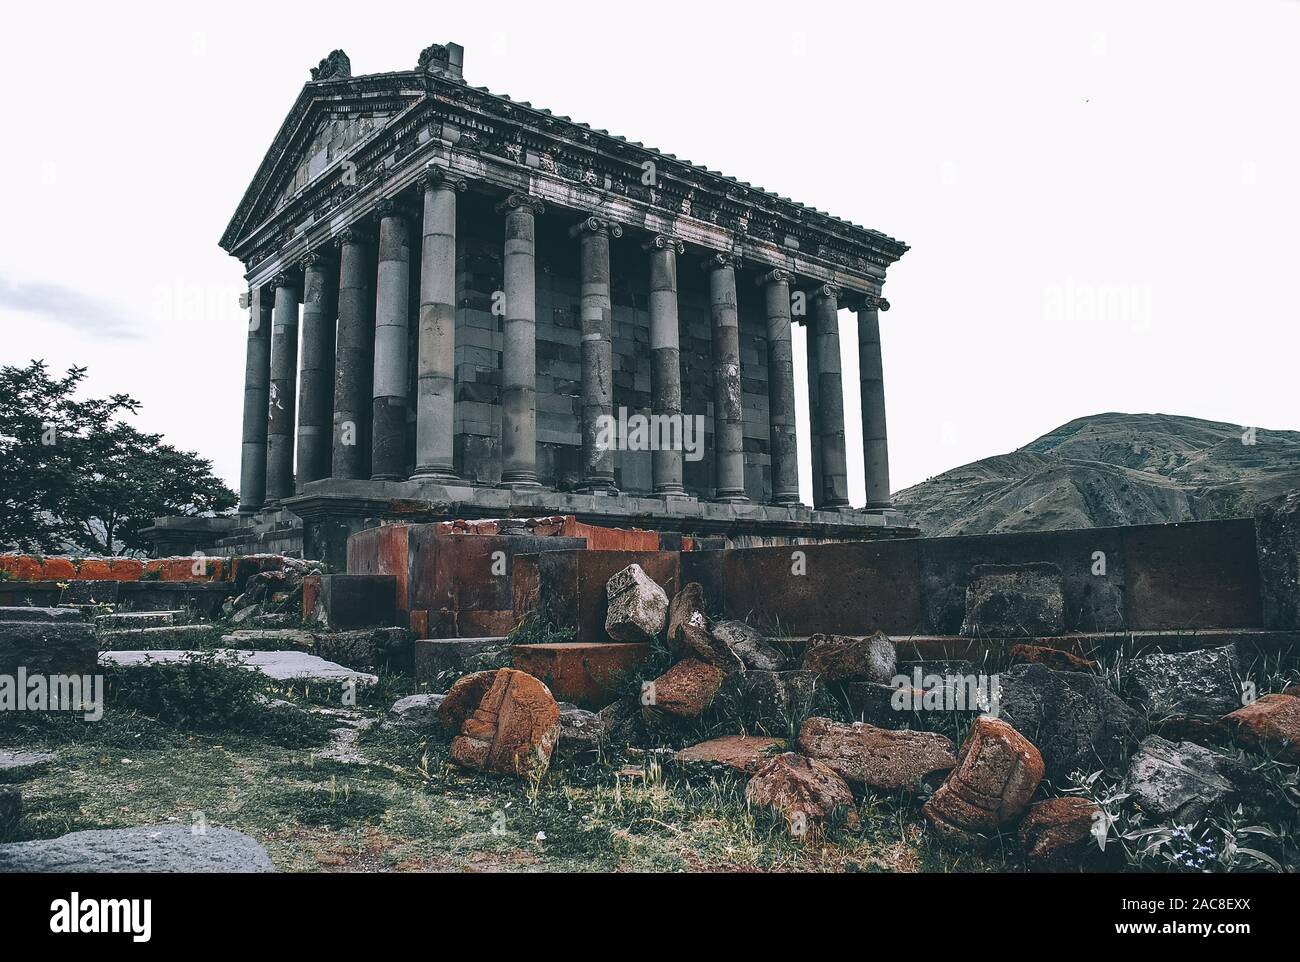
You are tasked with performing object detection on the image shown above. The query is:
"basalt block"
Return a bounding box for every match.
[0,620,97,675]
[315,575,398,631]
[800,631,896,684]
[511,642,649,710]
[604,564,669,643]
[961,563,1066,638]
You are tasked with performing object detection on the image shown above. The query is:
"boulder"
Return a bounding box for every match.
[556,703,604,760]
[800,631,896,684]
[1125,645,1242,720]
[0,750,56,772]
[1018,797,1107,872]
[605,564,669,643]
[798,717,956,792]
[720,670,823,733]
[0,826,275,872]
[960,563,1065,638]
[1008,644,1096,673]
[745,753,857,837]
[646,658,726,720]
[386,693,445,728]
[996,663,1146,783]
[1224,693,1300,762]
[448,669,562,779]
[923,716,1044,846]
[313,628,414,673]
[844,681,927,727]
[597,696,648,749]
[1124,736,1249,822]
[666,583,718,663]
[675,735,784,774]
[438,671,498,733]
[714,620,788,672]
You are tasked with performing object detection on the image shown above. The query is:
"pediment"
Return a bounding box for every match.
[222,77,426,253]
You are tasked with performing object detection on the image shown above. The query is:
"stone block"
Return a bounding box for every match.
[0,620,97,675]
[960,563,1065,638]
[316,574,398,630]
[415,637,511,689]
[511,642,649,709]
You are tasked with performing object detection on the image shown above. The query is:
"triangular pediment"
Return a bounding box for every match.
[221,75,427,253]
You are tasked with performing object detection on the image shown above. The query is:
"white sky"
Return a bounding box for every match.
[2,0,1297,505]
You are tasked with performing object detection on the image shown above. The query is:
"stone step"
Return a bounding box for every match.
[94,610,185,630]
[414,638,510,689]
[220,629,315,651]
[0,826,275,873]
[99,649,378,689]
[511,642,650,709]
[0,606,86,623]
[0,619,97,675]
[97,624,218,651]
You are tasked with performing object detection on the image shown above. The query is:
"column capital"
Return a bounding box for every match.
[703,251,742,272]
[643,233,685,254]
[416,165,467,193]
[847,293,891,312]
[756,268,793,287]
[568,215,624,240]
[813,282,841,301]
[272,270,300,291]
[299,249,332,271]
[373,196,417,223]
[496,192,545,216]
[333,225,370,248]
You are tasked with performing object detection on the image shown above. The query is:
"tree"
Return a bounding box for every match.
[0,361,236,554]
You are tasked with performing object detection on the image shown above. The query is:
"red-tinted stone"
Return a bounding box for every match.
[448,669,561,779]
[675,736,785,774]
[511,642,650,709]
[745,753,857,837]
[1018,797,1106,872]
[1225,693,1300,762]
[1008,644,1096,673]
[646,658,725,719]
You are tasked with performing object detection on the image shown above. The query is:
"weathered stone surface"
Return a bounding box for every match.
[556,703,604,760]
[844,681,926,727]
[720,670,823,733]
[0,607,86,623]
[94,611,182,630]
[314,628,413,673]
[98,650,378,689]
[1125,645,1242,719]
[1224,693,1300,762]
[0,750,56,771]
[799,717,956,792]
[745,753,856,835]
[714,620,787,671]
[437,670,498,733]
[511,642,650,709]
[415,638,509,689]
[0,826,275,872]
[996,663,1146,782]
[646,658,726,719]
[604,564,669,643]
[1124,736,1247,822]
[221,628,316,650]
[597,696,648,749]
[448,669,561,778]
[675,735,784,774]
[386,693,445,728]
[1018,797,1106,872]
[800,631,896,684]
[666,583,715,661]
[1254,491,1300,630]
[0,620,97,675]
[1008,644,1095,673]
[923,716,1044,846]
[960,563,1065,638]
[99,624,219,651]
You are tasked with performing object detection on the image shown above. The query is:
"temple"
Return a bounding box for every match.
[194,43,912,565]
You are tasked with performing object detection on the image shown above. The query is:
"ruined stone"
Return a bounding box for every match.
[960,563,1065,638]
[1125,645,1242,720]
[99,649,378,688]
[799,717,956,792]
[437,670,498,733]
[720,670,823,734]
[597,696,648,749]
[800,631,896,684]
[0,826,275,873]
[664,583,741,670]
[745,753,857,836]
[1018,797,1107,872]
[556,703,604,761]
[844,681,926,727]
[1124,736,1249,822]
[386,693,445,728]
[996,663,1146,783]
[448,669,561,779]
[1224,693,1300,762]
[675,736,784,774]
[922,716,1044,846]
[1008,644,1096,673]
[646,658,726,720]
[604,563,669,643]
[512,641,650,709]
[0,619,97,676]
[714,620,788,671]
[0,751,56,772]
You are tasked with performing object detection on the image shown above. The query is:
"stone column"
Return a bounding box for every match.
[412,169,464,481]
[497,194,544,487]
[647,234,688,497]
[571,216,622,492]
[332,228,375,480]
[371,200,412,481]
[707,253,746,502]
[857,294,893,511]
[801,308,824,507]
[759,269,800,505]
[265,273,301,506]
[811,284,850,508]
[238,287,273,514]
[297,251,337,487]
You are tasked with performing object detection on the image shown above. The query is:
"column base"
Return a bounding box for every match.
[576,480,618,496]
[369,474,406,482]
[861,503,893,514]
[410,467,461,483]
[498,473,543,490]
[713,493,750,504]
[771,497,804,508]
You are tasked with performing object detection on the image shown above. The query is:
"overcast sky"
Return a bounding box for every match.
[2,0,1297,504]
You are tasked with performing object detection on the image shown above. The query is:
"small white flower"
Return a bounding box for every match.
[535,831,547,842]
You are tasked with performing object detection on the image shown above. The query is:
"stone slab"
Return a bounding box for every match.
[0,607,86,623]
[98,650,378,688]
[0,826,275,873]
